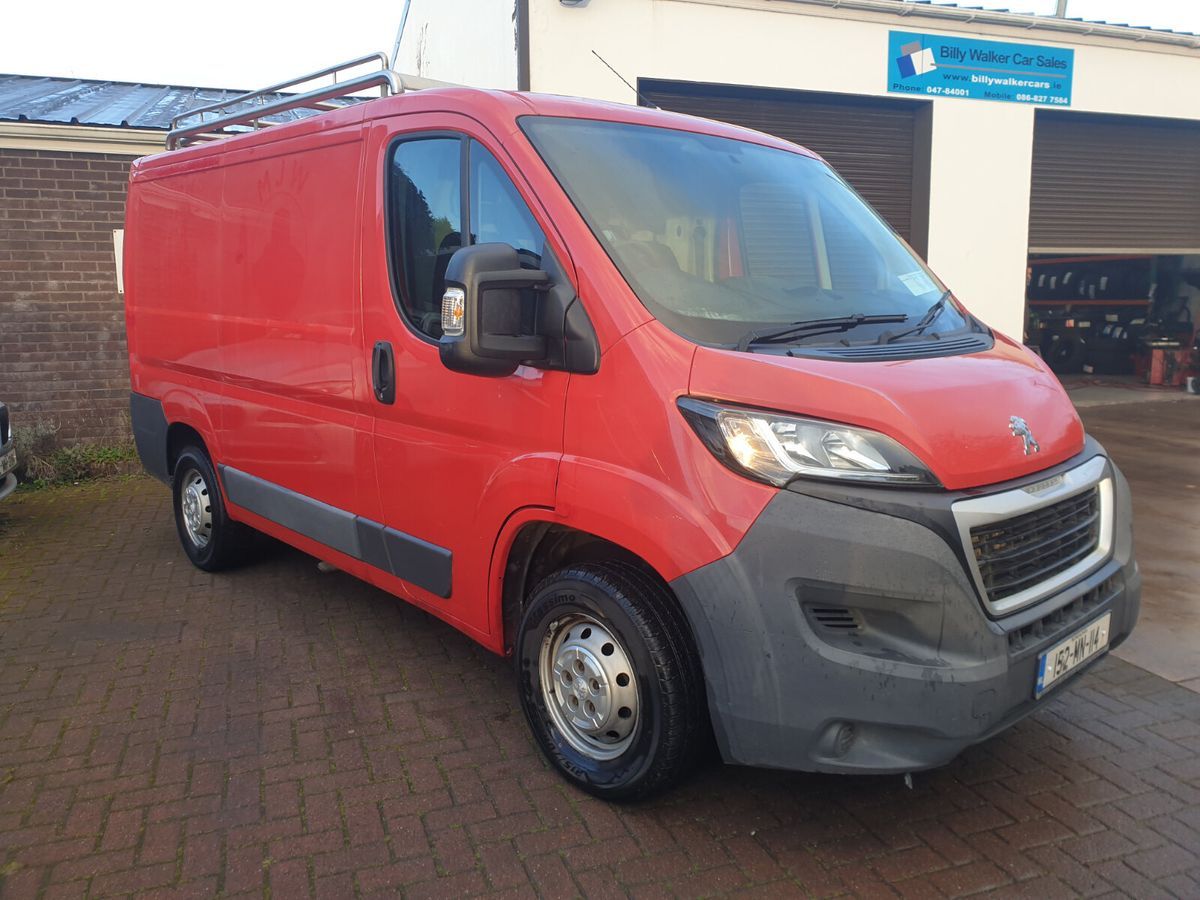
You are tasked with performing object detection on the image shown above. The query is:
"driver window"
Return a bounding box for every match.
[389,137,462,338]
[469,142,545,266]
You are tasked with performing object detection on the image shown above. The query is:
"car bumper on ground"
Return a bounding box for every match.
[671,442,1140,774]
[0,439,17,501]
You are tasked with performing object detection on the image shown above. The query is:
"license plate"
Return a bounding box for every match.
[0,449,15,478]
[1035,612,1111,698]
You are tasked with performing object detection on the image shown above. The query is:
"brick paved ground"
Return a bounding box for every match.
[1,476,1198,898]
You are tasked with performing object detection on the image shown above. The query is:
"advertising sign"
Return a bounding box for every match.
[887,31,1073,106]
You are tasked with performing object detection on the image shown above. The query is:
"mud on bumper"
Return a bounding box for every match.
[670,445,1140,774]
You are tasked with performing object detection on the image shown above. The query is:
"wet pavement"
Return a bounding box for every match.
[1084,398,1200,691]
[0,398,1197,897]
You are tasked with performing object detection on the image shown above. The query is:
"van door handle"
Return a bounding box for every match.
[372,341,395,404]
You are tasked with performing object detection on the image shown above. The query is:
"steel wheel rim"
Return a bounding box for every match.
[539,613,640,761]
[179,467,213,549]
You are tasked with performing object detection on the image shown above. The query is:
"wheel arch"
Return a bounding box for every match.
[494,516,702,660]
[130,390,221,484]
[166,422,209,477]
[159,389,221,479]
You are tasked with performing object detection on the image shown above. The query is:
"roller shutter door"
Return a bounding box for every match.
[1030,111,1200,254]
[640,80,920,243]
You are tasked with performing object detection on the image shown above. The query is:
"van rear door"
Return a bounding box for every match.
[358,114,572,640]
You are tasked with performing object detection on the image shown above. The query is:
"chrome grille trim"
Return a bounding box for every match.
[952,456,1113,617]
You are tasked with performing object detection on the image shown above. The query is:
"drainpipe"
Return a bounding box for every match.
[517,0,531,91]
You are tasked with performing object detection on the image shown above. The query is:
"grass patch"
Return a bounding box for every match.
[12,421,140,487]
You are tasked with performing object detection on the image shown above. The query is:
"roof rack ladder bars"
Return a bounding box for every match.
[170,52,391,129]
[167,52,397,150]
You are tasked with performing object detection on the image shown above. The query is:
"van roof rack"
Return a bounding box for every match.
[167,52,449,150]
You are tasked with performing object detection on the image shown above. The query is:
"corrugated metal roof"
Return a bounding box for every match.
[905,1,1199,37]
[0,74,357,131]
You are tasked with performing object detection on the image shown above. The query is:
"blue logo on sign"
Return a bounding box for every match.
[895,40,937,79]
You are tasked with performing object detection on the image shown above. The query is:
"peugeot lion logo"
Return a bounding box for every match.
[1009,416,1040,455]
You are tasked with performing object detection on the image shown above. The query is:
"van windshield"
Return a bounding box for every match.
[522,116,973,348]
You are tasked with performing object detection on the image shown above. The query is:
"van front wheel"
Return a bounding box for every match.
[172,446,249,572]
[516,563,704,800]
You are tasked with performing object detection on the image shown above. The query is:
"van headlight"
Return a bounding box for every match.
[678,397,938,488]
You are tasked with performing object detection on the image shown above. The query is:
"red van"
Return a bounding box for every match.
[125,65,1139,800]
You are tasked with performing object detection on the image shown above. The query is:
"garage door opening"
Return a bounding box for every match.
[1027,253,1199,387]
[1027,111,1200,391]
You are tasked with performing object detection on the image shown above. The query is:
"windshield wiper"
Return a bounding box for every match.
[878,291,952,344]
[735,313,909,352]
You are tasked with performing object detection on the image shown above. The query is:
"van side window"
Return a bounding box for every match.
[389,138,463,337]
[469,142,545,265]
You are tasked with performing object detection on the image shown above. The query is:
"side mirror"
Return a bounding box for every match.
[439,243,550,377]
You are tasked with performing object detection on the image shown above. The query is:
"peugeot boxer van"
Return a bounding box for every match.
[125,80,1140,799]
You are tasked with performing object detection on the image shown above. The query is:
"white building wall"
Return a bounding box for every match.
[395,0,518,89]
[523,0,1200,338]
[925,102,1036,339]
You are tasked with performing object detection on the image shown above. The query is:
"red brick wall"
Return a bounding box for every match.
[0,149,132,443]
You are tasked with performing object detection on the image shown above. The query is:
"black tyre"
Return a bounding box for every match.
[171,445,250,571]
[515,562,705,800]
[1042,330,1086,374]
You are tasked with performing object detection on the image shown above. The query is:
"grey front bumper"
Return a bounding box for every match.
[671,450,1140,774]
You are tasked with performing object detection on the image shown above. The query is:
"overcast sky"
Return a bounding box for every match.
[1,0,1198,89]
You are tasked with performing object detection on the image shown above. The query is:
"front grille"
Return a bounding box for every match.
[971,487,1100,604]
[0,403,9,446]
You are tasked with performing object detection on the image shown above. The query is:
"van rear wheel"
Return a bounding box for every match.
[172,445,249,572]
[515,563,704,800]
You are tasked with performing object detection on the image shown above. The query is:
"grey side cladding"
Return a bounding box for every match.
[357,519,453,600]
[220,465,452,598]
[222,466,361,558]
[129,392,169,482]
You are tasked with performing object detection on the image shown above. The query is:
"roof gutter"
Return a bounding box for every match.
[769,0,1200,50]
[0,121,165,156]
